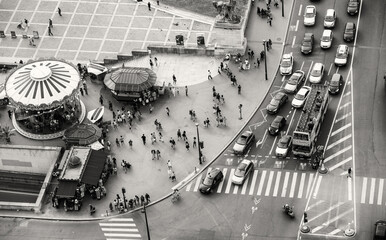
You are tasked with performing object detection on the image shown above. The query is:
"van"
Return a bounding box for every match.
[328,73,343,94]
[324,9,336,28]
[320,29,333,49]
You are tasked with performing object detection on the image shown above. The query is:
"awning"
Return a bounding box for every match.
[81,150,107,186]
[56,181,78,198]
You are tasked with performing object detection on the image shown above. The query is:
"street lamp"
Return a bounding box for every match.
[121,187,127,209]
[142,205,151,240]
[195,123,203,164]
[263,40,268,81]
[281,0,284,17]
[238,104,243,120]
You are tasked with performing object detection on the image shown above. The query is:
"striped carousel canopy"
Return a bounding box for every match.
[104,67,157,92]
[5,59,80,110]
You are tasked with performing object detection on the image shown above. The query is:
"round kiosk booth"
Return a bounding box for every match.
[5,58,86,140]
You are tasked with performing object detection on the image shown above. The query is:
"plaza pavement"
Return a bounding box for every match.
[0,0,293,220]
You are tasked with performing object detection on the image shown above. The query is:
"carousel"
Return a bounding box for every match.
[4,58,86,140]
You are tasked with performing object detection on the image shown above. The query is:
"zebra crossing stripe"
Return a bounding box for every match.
[289,172,297,198]
[225,169,235,194]
[185,179,192,192]
[313,176,322,199]
[326,134,352,150]
[101,228,138,232]
[273,171,281,197]
[233,183,239,194]
[265,171,274,196]
[104,233,141,238]
[328,229,342,235]
[109,218,134,222]
[257,170,267,195]
[306,173,314,198]
[100,223,136,227]
[361,177,367,204]
[249,170,259,195]
[217,168,227,193]
[369,178,376,205]
[281,172,290,197]
[378,179,384,205]
[193,173,202,192]
[329,156,352,172]
[298,173,305,198]
[241,175,249,195]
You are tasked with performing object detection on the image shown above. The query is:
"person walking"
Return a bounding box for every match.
[171,171,176,182]
[48,26,53,36]
[208,70,213,80]
[182,130,187,141]
[166,107,170,116]
[154,57,158,66]
[185,86,188,96]
[158,132,164,142]
[347,168,352,178]
[141,134,146,145]
[268,39,273,49]
[79,87,84,96]
[58,7,62,16]
[121,160,127,173]
[151,149,156,160]
[185,141,190,151]
[156,149,161,160]
[83,82,88,95]
[238,84,241,94]
[148,2,151,11]
[167,160,172,169]
[177,129,182,141]
[193,137,197,148]
[120,135,124,145]
[128,139,133,149]
[257,58,260,68]
[172,74,177,85]
[49,19,53,28]
[140,195,145,206]
[8,110,12,119]
[145,193,151,204]
[149,59,154,69]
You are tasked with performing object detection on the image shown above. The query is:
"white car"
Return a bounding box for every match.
[320,30,333,49]
[309,63,325,83]
[231,159,254,185]
[279,53,293,75]
[292,86,311,108]
[334,45,349,66]
[324,9,336,28]
[304,5,316,26]
[275,135,292,158]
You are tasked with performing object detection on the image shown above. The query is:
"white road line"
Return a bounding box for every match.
[312,209,353,234]
[328,63,333,76]
[269,136,277,155]
[377,179,384,205]
[328,229,342,235]
[233,183,239,194]
[306,173,314,198]
[331,123,352,136]
[104,233,142,238]
[326,134,352,150]
[308,202,345,223]
[311,226,324,233]
[306,200,324,211]
[335,112,352,123]
[361,177,367,204]
[286,108,297,135]
[108,218,134,222]
[241,175,249,195]
[100,223,136,227]
[369,178,376,204]
[101,228,139,232]
[273,171,281,197]
[298,173,306,198]
[295,20,299,31]
[339,102,351,110]
[281,172,290,197]
[217,168,227,193]
[289,172,297,198]
[312,175,322,199]
[343,91,351,97]
[281,75,286,82]
[265,171,274,196]
[292,36,296,48]
[185,180,192,191]
[249,170,258,195]
[348,176,352,201]
[225,168,235,194]
[193,173,202,192]
[257,170,267,195]
[324,145,352,163]
[298,5,302,16]
[329,157,352,171]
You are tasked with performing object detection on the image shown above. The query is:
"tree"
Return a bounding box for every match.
[0,125,16,143]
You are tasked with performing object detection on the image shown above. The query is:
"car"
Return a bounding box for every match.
[279,53,293,75]
[347,0,360,15]
[275,135,292,158]
[334,45,349,66]
[267,92,288,114]
[233,131,255,155]
[343,22,356,42]
[0,83,9,107]
[309,63,325,83]
[324,9,336,28]
[284,70,305,93]
[292,86,311,108]
[304,5,316,26]
[374,220,386,240]
[320,29,333,49]
[328,73,343,94]
[199,168,224,194]
[301,33,314,54]
[231,159,254,185]
[269,115,286,135]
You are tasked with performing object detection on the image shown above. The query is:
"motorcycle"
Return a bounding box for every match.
[283,205,295,218]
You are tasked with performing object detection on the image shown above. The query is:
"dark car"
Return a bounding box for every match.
[301,33,314,54]
[329,73,343,95]
[233,131,255,155]
[199,168,224,194]
[269,116,286,135]
[267,92,288,114]
[284,70,305,94]
[343,22,356,42]
[374,220,386,240]
[347,0,360,15]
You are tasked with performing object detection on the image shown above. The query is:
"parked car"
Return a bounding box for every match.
[347,0,360,15]
[324,9,336,28]
[269,116,286,135]
[334,44,349,66]
[233,131,255,155]
[279,53,293,75]
[0,83,9,107]
[301,33,314,54]
[309,63,325,84]
[231,159,254,185]
[267,92,288,114]
[292,86,312,108]
[275,135,292,158]
[374,220,386,240]
[284,70,305,93]
[199,168,224,194]
[343,22,356,42]
[320,29,333,49]
[328,73,343,95]
[304,5,316,26]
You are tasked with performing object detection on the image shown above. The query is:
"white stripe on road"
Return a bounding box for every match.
[313,175,322,199]
[241,175,249,195]
[185,180,192,192]
[193,173,202,192]
[348,176,352,201]
[331,123,352,136]
[273,171,281,197]
[100,223,136,227]
[265,171,274,196]
[101,228,139,232]
[289,172,297,198]
[361,177,367,204]
[326,134,352,150]
[292,36,296,48]
[335,112,351,123]
[369,178,376,205]
[104,233,142,238]
[249,170,258,195]
[108,218,134,222]
[324,146,352,163]
[257,170,267,195]
[295,20,299,31]
[328,229,342,235]
[378,179,384,205]
[217,168,227,193]
[298,173,306,198]
[281,172,290,198]
[225,168,235,194]
[339,102,351,110]
[233,183,239,194]
[306,173,314,198]
[306,200,324,211]
[329,157,352,172]
[308,202,345,223]
[343,91,351,97]
[298,5,302,16]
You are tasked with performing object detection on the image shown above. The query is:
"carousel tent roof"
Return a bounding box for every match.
[5,59,80,110]
[63,123,102,146]
[104,67,156,92]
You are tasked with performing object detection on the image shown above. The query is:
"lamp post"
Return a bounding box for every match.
[281,0,284,17]
[142,205,151,240]
[263,40,268,81]
[238,104,243,120]
[195,123,202,164]
[121,187,127,209]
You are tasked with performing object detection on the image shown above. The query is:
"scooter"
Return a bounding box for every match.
[283,205,295,218]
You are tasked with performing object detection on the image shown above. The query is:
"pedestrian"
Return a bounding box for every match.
[121,160,127,173]
[238,84,241,94]
[220,62,224,71]
[193,137,197,148]
[156,149,161,160]
[268,16,272,26]
[128,139,133,148]
[177,129,182,140]
[159,131,164,142]
[145,193,150,204]
[185,86,188,96]
[112,111,116,119]
[49,19,53,28]
[268,39,272,49]
[120,135,124,145]
[220,95,225,105]
[141,134,146,145]
[149,59,153,69]
[151,149,156,160]
[48,26,53,36]
[8,110,12,119]
[218,66,221,74]
[29,37,36,47]
[106,140,111,151]
[149,103,154,113]
[170,137,176,149]
[113,120,118,129]
[185,141,190,151]
[167,168,172,178]
[83,82,88,95]
[247,49,251,59]
[182,130,187,141]
[157,0,159,5]
[212,86,216,93]
[257,58,260,67]
[24,19,29,28]
[108,101,113,111]
[208,70,213,80]
[205,117,210,127]
[172,74,177,85]
[153,56,158,66]
[171,171,176,182]
[113,199,118,210]
[79,87,84,96]
[116,138,120,147]
[167,160,172,169]
[148,2,151,10]
[166,107,170,116]
[58,7,62,16]
[135,195,140,206]
[347,168,352,178]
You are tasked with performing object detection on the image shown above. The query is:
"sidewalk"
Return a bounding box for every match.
[0,0,291,220]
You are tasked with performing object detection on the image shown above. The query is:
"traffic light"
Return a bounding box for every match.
[303,212,308,223]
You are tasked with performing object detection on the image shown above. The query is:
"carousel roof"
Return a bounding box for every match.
[104,67,156,92]
[5,59,80,110]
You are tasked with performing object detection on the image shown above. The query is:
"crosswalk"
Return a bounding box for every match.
[185,168,315,199]
[358,177,386,205]
[99,218,142,240]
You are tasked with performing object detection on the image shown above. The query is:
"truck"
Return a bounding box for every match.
[292,84,329,158]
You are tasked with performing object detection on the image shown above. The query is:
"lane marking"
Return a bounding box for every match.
[269,136,277,155]
[104,233,142,238]
[326,134,352,150]
[335,112,351,123]
[298,5,302,16]
[295,20,299,31]
[273,171,281,197]
[327,63,333,76]
[339,102,351,110]
[225,168,235,194]
[193,173,202,192]
[217,168,227,193]
[329,156,352,171]
[265,171,274,196]
[101,228,139,232]
[306,200,324,211]
[348,176,352,201]
[281,171,290,197]
[241,175,249,195]
[298,173,306,198]
[369,178,376,204]
[308,201,345,223]
[312,175,322,199]
[377,179,384,205]
[328,229,342,235]
[361,177,367,204]
[100,223,137,227]
[257,170,267,195]
[331,123,352,136]
[306,173,314,198]
[343,91,351,97]
[109,218,134,222]
[292,36,296,48]
[289,172,297,198]
[324,145,352,163]
[248,170,259,195]
[233,183,239,194]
